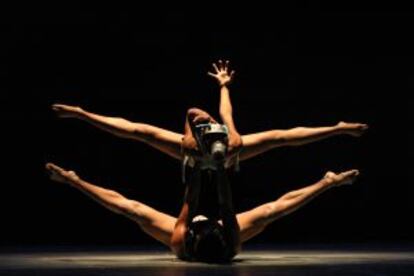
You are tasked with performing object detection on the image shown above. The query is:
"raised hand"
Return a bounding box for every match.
[52,104,83,118]
[208,60,235,86]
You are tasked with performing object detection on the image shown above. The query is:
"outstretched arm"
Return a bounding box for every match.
[208,60,242,155]
[52,104,183,160]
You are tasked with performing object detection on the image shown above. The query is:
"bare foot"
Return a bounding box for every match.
[337,121,368,137]
[45,163,79,184]
[52,104,83,118]
[324,169,360,187]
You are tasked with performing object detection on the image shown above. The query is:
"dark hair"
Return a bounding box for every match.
[185,219,231,263]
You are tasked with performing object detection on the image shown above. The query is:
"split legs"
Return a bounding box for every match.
[236,169,360,243]
[45,163,177,247]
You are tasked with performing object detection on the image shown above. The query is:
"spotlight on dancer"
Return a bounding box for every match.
[46,59,368,263]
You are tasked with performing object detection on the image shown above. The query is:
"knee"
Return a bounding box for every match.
[125,201,154,226]
[263,203,277,218]
[251,203,278,226]
[105,189,124,200]
[114,198,142,217]
[272,128,311,146]
[263,201,288,221]
[279,190,299,202]
[259,130,287,147]
[133,124,157,143]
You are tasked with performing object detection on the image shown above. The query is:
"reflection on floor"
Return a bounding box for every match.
[1,245,413,275]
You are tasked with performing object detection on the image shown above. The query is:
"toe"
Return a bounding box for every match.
[46,163,65,174]
[343,169,359,178]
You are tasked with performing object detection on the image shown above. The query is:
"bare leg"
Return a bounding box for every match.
[45,163,177,246]
[52,104,183,160]
[240,122,368,161]
[236,169,359,243]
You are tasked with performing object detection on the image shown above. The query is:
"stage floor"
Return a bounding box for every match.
[1,245,413,275]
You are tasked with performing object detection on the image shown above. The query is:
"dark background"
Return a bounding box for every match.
[1,3,413,248]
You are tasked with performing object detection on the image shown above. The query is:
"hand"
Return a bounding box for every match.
[208,60,235,86]
[52,104,83,118]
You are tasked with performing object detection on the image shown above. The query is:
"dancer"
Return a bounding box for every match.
[47,60,367,262]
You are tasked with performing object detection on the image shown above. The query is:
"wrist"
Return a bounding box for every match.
[220,82,229,88]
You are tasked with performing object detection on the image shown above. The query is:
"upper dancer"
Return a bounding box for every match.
[46,60,367,262]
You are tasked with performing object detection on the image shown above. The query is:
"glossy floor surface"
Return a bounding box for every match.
[1,245,413,275]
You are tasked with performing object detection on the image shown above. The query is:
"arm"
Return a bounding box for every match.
[208,60,242,154]
[208,60,236,132]
[220,85,237,133]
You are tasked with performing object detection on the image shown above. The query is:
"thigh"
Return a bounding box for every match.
[236,204,271,243]
[129,201,177,247]
[143,125,183,160]
[240,131,278,161]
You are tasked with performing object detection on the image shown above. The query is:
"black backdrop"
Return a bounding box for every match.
[1,3,413,248]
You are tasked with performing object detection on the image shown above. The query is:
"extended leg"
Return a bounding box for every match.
[45,163,177,246]
[236,169,359,243]
[52,104,183,160]
[240,122,368,161]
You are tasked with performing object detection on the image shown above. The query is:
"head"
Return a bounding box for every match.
[185,219,231,263]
